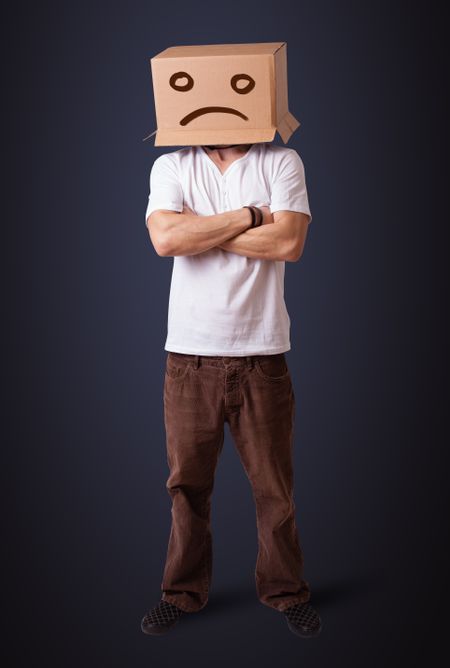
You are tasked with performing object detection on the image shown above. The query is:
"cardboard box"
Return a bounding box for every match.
[145,42,300,146]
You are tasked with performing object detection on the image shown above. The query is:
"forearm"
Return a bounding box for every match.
[218,224,292,261]
[155,208,252,256]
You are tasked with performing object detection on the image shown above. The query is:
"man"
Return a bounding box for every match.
[140,140,322,638]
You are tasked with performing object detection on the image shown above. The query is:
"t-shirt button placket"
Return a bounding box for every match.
[222,179,228,209]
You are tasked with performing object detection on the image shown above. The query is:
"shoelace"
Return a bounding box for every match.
[143,600,184,625]
[284,602,321,630]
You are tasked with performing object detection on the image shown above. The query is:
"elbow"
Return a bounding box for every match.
[285,243,304,262]
[286,250,303,263]
[154,236,173,256]
[148,228,170,256]
[154,244,168,257]
[147,212,173,256]
[285,241,304,263]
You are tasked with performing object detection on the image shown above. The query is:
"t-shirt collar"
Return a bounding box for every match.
[197,143,259,177]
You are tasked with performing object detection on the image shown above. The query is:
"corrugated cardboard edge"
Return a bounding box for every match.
[277,110,300,144]
[153,42,287,59]
[142,119,300,144]
[152,127,277,146]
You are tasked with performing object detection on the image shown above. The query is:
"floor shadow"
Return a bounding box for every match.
[180,569,384,624]
[201,583,258,615]
[309,569,386,609]
[175,583,257,627]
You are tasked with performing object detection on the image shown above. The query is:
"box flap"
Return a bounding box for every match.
[277,110,300,144]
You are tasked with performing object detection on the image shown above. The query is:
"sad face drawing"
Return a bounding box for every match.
[169,71,256,126]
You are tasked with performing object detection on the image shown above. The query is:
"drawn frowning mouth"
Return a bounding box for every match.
[180,106,249,126]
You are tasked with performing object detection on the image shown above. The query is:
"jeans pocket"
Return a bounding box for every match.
[165,353,191,381]
[254,353,290,382]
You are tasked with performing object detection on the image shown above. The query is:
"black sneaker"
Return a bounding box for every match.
[141,599,184,635]
[283,601,322,637]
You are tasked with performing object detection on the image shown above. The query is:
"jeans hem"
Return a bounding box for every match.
[161,592,208,613]
[263,594,312,612]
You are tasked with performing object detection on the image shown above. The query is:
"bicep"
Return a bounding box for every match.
[269,150,312,225]
[144,156,183,227]
[146,208,180,229]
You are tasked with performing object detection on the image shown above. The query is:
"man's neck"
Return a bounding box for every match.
[201,143,253,161]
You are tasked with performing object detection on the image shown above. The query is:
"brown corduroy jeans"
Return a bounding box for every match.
[160,351,311,613]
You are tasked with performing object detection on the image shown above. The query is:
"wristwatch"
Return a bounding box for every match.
[243,205,263,228]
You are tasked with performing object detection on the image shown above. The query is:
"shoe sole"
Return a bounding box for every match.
[286,620,322,638]
[141,619,181,636]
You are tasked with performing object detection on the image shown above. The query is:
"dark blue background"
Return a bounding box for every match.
[4,1,448,666]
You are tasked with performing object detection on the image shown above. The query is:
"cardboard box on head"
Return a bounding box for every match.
[144,42,300,147]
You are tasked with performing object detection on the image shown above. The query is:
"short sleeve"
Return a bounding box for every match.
[145,155,183,226]
[269,150,312,223]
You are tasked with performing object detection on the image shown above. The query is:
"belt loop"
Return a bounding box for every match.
[246,355,253,369]
[194,355,200,369]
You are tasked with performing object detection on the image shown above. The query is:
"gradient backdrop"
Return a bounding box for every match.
[4,1,448,666]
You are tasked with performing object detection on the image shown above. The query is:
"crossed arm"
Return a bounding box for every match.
[215,210,310,262]
[147,206,310,262]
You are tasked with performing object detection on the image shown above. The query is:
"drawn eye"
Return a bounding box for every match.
[230,74,255,94]
[169,71,194,91]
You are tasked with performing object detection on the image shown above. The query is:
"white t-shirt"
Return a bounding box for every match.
[144,142,312,356]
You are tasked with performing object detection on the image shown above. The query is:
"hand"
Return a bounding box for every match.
[255,205,274,225]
